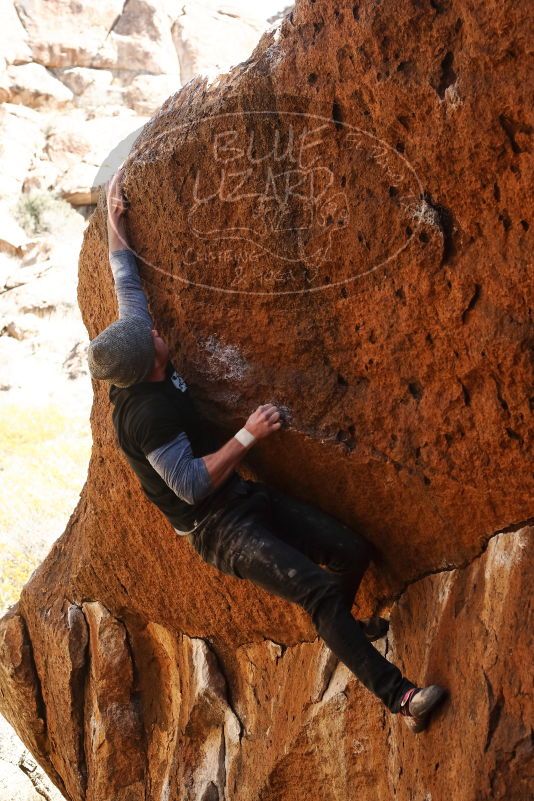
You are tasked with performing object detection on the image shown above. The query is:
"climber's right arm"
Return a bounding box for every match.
[141,406,281,501]
[202,404,282,489]
[147,431,215,505]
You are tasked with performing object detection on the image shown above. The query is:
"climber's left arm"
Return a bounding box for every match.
[110,249,153,326]
[106,170,153,326]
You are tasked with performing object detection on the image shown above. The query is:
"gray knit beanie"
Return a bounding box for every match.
[87,316,155,388]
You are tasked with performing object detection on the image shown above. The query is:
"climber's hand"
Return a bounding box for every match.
[245,404,282,440]
[106,169,129,221]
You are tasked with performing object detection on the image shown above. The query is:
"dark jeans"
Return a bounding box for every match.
[189,477,415,713]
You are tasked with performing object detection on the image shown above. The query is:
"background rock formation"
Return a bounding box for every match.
[1,1,533,799]
[0,0,280,217]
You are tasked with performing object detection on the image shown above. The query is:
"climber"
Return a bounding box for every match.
[87,170,448,733]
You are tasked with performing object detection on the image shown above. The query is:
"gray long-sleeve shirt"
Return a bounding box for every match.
[110,248,214,513]
[110,248,153,324]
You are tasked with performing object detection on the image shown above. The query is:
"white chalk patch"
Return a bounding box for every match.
[403,197,441,228]
[201,334,249,381]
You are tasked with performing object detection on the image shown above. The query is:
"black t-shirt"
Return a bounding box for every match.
[109,361,239,531]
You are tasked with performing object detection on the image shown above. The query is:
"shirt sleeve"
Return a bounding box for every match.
[110,248,153,326]
[146,432,214,505]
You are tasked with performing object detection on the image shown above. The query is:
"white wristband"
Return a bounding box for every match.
[234,427,256,448]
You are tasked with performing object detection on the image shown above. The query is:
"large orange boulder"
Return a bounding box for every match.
[1,1,532,799]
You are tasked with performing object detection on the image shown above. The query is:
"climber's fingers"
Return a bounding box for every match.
[106,169,129,217]
[107,170,124,200]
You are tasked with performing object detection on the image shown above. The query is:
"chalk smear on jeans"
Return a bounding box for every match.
[235,535,293,585]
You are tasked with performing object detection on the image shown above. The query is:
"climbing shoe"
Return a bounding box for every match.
[399,685,448,733]
[360,616,390,642]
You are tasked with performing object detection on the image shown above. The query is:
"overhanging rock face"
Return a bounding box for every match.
[1,1,532,799]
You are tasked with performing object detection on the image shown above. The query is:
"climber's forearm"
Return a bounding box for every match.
[109,248,153,325]
[202,436,254,490]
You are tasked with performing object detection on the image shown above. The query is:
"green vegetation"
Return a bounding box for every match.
[15,191,78,236]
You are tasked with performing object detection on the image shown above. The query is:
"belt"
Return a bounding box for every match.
[173,475,252,536]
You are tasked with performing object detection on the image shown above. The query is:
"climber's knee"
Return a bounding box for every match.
[297,572,346,624]
[328,531,373,574]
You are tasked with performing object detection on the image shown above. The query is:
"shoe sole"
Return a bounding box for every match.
[404,686,448,733]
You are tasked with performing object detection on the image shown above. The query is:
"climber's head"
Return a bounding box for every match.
[87,317,156,387]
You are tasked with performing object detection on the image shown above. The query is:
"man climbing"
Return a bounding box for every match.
[87,170,447,733]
